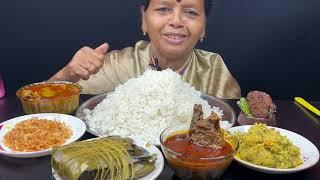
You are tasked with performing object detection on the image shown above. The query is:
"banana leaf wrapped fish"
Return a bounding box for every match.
[51,136,156,180]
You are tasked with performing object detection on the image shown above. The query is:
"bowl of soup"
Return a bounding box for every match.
[160,123,238,180]
[16,81,81,114]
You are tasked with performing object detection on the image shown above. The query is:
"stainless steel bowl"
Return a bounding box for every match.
[76,92,236,137]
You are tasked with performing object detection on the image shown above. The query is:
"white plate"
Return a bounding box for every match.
[228,125,319,174]
[52,139,164,180]
[0,113,86,158]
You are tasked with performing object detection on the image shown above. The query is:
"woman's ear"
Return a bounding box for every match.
[140,6,147,33]
[200,24,206,39]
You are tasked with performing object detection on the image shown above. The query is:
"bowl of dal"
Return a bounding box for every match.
[16,81,81,114]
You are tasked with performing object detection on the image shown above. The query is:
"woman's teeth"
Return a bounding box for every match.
[163,33,187,44]
[168,35,183,39]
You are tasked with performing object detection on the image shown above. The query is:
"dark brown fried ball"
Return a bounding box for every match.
[247,91,276,118]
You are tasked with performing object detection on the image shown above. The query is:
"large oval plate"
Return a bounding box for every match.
[52,138,164,180]
[228,125,319,174]
[75,92,236,138]
[0,113,86,158]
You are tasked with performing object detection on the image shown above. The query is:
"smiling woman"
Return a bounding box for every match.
[49,0,241,99]
[141,0,206,66]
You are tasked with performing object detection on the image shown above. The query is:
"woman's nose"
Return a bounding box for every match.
[169,9,184,28]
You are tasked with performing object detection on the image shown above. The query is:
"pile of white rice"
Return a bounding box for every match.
[84,69,228,144]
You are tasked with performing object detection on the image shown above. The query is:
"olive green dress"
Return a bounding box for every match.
[78,41,241,99]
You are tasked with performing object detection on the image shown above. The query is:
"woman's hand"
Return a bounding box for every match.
[49,43,109,82]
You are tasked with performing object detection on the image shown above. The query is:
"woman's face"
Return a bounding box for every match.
[141,0,206,58]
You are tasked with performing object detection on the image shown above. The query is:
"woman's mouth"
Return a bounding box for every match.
[163,33,187,45]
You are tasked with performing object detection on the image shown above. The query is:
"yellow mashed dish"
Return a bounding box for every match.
[235,123,302,168]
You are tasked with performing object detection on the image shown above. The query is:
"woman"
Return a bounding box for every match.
[49,0,241,99]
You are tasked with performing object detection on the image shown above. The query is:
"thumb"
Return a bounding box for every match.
[95,43,109,55]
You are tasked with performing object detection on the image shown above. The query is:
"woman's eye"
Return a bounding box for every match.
[185,10,199,16]
[156,7,171,13]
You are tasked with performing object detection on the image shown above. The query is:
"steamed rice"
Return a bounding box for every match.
[84,69,228,144]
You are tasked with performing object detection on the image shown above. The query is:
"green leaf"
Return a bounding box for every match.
[237,97,254,118]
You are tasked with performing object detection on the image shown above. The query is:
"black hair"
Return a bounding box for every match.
[141,0,213,17]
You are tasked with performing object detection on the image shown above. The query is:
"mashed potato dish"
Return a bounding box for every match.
[235,123,302,168]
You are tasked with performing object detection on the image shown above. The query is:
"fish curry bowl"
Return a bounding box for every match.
[160,123,239,180]
[16,81,81,114]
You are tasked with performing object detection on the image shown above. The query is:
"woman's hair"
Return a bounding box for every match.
[141,0,213,17]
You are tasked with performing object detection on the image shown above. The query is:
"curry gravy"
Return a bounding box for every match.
[20,83,80,100]
[164,131,233,162]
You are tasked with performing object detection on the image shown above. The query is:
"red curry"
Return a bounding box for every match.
[164,131,233,162]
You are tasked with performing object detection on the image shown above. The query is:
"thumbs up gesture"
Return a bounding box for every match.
[49,43,109,82]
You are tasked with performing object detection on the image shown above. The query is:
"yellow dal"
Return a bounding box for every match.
[235,124,302,168]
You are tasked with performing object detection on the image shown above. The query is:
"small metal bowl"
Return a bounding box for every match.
[16,81,81,114]
[237,112,276,126]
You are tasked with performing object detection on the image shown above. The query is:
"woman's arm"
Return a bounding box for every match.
[48,43,109,82]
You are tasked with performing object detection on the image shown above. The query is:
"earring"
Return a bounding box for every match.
[143,32,147,36]
[200,38,204,43]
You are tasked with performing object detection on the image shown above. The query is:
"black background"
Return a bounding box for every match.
[0,0,319,100]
